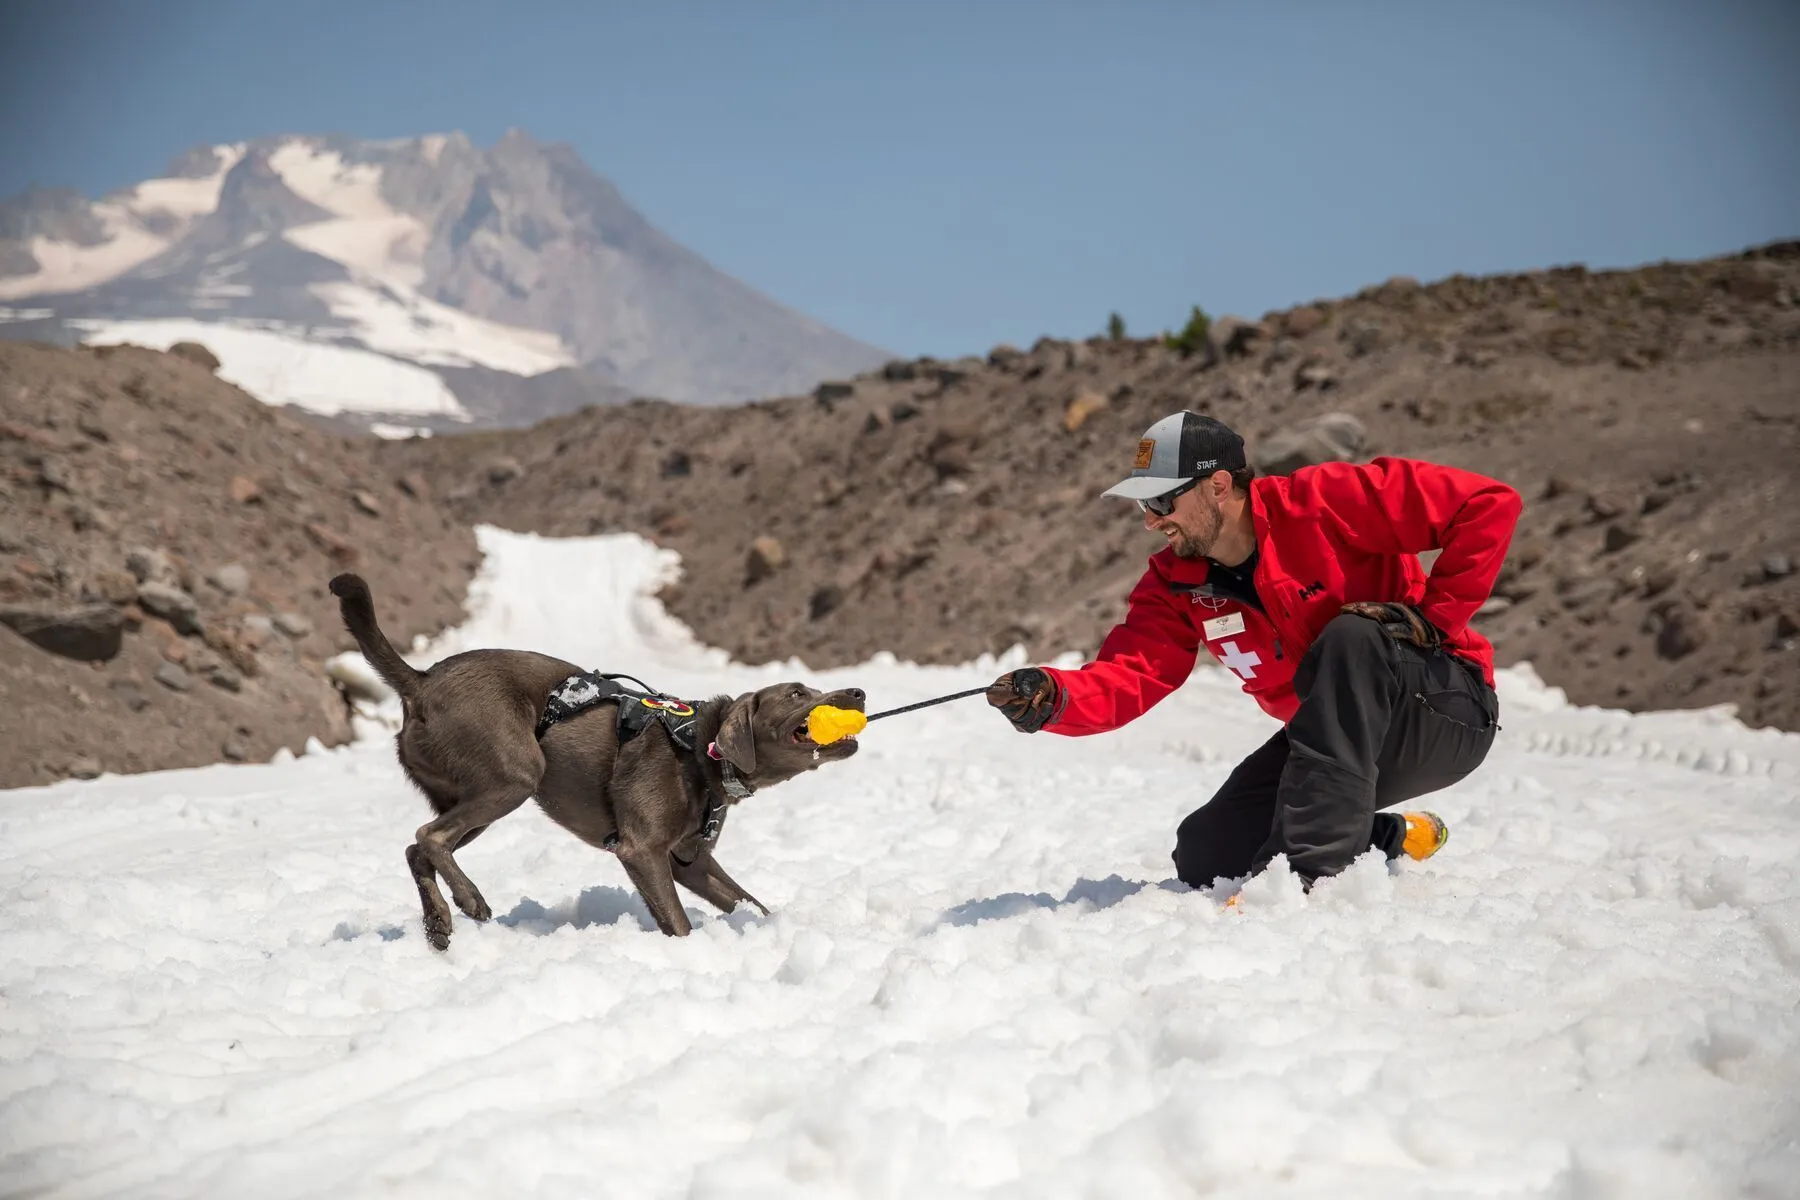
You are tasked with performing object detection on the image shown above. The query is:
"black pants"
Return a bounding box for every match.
[1173,612,1499,888]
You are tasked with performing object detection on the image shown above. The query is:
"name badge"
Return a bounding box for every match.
[1202,612,1246,640]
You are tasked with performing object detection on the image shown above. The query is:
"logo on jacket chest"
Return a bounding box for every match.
[1201,612,1246,640]
[1297,580,1326,601]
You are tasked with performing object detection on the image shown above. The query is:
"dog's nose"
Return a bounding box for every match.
[845,688,865,702]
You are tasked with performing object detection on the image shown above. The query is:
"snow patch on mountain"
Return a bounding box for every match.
[308,281,574,374]
[0,145,245,301]
[70,317,471,421]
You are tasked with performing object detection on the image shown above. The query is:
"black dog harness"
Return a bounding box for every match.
[535,671,751,849]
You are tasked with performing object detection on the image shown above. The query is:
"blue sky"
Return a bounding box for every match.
[2,0,1795,360]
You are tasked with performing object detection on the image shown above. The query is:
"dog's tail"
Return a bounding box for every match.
[328,573,422,702]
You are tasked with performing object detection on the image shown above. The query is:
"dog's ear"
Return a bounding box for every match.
[714,692,759,774]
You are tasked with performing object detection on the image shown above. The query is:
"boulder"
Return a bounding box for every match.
[0,603,125,661]
[1253,413,1367,476]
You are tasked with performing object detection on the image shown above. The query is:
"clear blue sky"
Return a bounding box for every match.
[2,0,1795,360]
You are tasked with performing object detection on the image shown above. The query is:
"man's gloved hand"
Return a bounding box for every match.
[986,667,1063,733]
[1340,601,1444,650]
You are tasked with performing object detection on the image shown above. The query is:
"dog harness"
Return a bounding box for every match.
[534,671,750,848]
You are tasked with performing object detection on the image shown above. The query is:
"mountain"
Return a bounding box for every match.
[0,131,892,432]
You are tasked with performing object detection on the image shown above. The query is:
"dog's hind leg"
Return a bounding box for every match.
[673,853,769,917]
[405,843,456,951]
[414,785,530,931]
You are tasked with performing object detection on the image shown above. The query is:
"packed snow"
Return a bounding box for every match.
[69,318,471,421]
[3,527,1797,1199]
[269,142,433,294]
[307,280,574,375]
[0,145,243,301]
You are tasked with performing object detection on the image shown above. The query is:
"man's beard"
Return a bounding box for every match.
[1168,492,1223,559]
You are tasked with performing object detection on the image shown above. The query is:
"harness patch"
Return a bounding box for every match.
[535,671,700,753]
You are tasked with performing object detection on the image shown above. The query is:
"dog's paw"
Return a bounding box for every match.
[424,915,452,951]
[454,890,492,922]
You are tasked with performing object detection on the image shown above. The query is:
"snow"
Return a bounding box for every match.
[270,142,431,294]
[126,145,246,221]
[3,526,1797,1198]
[69,318,471,421]
[268,140,576,374]
[308,280,574,375]
[0,216,170,302]
[0,146,242,302]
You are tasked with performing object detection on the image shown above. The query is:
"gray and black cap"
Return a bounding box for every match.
[1100,411,1248,501]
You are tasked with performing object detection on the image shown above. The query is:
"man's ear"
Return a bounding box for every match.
[714,692,759,774]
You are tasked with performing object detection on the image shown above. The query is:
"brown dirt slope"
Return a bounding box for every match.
[383,241,1800,733]
[0,341,480,787]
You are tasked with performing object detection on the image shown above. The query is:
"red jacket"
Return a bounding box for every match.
[1044,457,1522,733]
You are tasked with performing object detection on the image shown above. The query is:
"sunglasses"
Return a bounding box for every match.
[1137,478,1201,517]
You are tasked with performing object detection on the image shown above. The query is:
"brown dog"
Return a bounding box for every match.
[328,573,864,947]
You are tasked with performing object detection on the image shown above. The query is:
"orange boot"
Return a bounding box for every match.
[1401,811,1449,861]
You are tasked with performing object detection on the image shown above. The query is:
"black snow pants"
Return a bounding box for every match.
[1172,612,1500,889]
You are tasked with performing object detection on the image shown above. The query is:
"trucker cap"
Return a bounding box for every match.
[1100,411,1249,501]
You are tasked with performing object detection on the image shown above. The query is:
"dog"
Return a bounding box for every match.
[328,573,864,947]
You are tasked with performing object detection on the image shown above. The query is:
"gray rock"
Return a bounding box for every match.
[745,536,786,586]
[1655,607,1705,660]
[138,582,203,635]
[68,756,102,780]
[222,731,250,762]
[154,661,194,692]
[1253,413,1367,476]
[111,679,151,712]
[0,603,125,661]
[209,563,251,595]
[166,341,220,371]
[1763,553,1793,581]
[205,662,244,693]
[1602,522,1642,554]
[273,612,313,638]
[487,457,523,485]
[1202,316,1266,367]
[125,546,177,585]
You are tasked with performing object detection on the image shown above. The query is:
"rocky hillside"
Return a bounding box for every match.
[0,341,479,788]
[382,241,1800,734]
[5,241,1794,789]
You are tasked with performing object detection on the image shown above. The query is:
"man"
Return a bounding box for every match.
[986,410,1522,891]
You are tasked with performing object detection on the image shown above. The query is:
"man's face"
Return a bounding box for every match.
[1141,474,1225,559]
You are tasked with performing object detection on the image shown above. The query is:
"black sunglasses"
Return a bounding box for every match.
[1137,478,1201,517]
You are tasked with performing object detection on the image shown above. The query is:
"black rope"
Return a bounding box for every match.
[864,685,990,723]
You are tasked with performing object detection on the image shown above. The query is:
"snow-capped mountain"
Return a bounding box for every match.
[0,131,891,432]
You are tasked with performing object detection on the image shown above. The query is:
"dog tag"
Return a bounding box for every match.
[1202,612,1246,641]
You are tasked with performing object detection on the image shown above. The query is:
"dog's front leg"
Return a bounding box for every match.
[697,855,770,917]
[615,845,691,936]
[670,853,765,917]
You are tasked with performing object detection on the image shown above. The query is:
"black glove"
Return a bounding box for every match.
[986,667,1063,733]
[1340,601,1443,649]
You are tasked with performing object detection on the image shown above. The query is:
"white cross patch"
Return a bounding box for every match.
[1216,640,1262,680]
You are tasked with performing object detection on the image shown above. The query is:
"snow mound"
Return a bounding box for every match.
[3,527,1797,1198]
